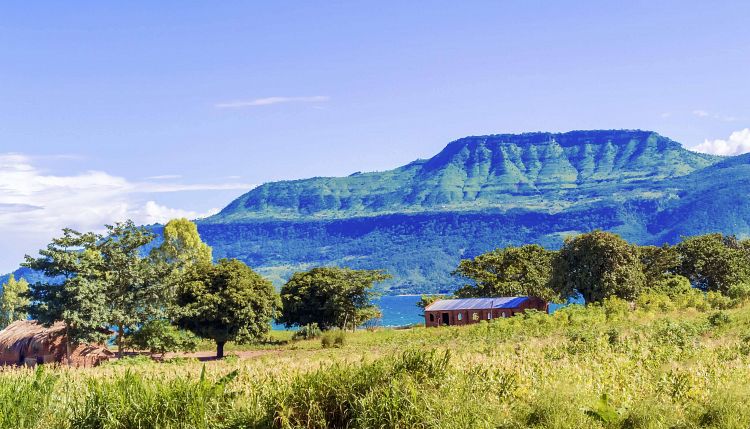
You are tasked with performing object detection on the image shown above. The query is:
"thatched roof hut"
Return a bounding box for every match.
[0,320,113,367]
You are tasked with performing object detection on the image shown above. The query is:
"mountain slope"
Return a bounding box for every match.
[192,130,742,293]
[211,130,718,222]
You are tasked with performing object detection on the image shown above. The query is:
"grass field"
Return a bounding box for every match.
[4,295,750,428]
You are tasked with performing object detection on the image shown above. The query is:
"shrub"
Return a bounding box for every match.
[125,320,199,357]
[726,282,750,304]
[292,323,322,341]
[602,296,630,319]
[707,291,733,310]
[708,311,731,327]
[651,275,693,298]
[637,291,675,312]
[321,329,346,348]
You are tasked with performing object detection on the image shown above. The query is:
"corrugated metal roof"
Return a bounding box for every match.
[425,296,529,311]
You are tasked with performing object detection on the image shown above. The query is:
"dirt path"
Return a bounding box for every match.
[161,349,284,361]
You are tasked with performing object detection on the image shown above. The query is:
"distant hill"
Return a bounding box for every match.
[194,129,750,294]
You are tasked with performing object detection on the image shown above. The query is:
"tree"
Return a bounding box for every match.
[550,230,645,304]
[124,319,198,358]
[675,234,750,293]
[0,275,30,328]
[175,259,277,358]
[97,220,162,358]
[452,244,559,301]
[152,218,212,269]
[278,267,390,330]
[22,229,110,364]
[416,295,446,316]
[639,244,680,288]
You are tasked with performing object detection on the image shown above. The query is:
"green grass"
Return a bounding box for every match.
[5,294,750,428]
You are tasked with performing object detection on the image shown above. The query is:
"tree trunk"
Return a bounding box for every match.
[216,341,225,359]
[117,323,124,359]
[65,324,72,367]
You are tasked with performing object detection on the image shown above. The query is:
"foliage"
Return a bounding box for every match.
[96,220,162,357]
[416,294,445,314]
[0,275,29,328]
[278,267,390,330]
[639,244,680,287]
[675,233,750,293]
[551,230,645,303]
[176,259,277,358]
[320,329,347,348]
[23,228,110,349]
[292,323,322,340]
[453,244,559,302]
[124,319,199,357]
[649,274,693,297]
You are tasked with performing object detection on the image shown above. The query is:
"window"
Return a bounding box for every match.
[501,312,506,318]
[487,311,493,320]
[429,313,434,322]
[457,313,463,321]
[472,312,479,321]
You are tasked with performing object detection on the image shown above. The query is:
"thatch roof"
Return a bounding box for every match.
[0,320,113,367]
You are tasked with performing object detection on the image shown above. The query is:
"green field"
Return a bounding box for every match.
[4,295,750,428]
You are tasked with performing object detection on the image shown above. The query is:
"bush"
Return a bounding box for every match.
[321,329,347,348]
[651,275,693,298]
[727,282,750,304]
[707,291,733,310]
[125,320,199,357]
[293,323,322,341]
[637,292,675,312]
[602,296,630,319]
[708,311,731,327]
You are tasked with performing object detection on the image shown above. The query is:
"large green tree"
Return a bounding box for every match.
[0,275,30,328]
[453,244,559,301]
[550,230,645,304]
[639,244,681,288]
[175,259,277,358]
[279,267,390,330]
[675,234,750,293]
[152,218,213,269]
[23,229,110,364]
[97,220,162,358]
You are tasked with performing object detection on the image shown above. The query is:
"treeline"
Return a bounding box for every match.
[450,230,750,305]
[0,219,388,360]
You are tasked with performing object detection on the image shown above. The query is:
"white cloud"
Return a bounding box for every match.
[146,174,182,180]
[214,95,330,108]
[139,201,220,224]
[691,128,750,156]
[693,110,710,117]
[0,153,252,272]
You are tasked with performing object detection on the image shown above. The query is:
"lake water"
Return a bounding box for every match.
[272,295,424,330]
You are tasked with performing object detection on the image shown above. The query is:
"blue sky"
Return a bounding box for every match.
[1,1,749,271]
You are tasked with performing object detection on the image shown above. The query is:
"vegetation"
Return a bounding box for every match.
[2,289,750,428]
[176,259,278,358]
[454,244,557,301]
[278,267,390,330]
[123,319,199,357]
[0,274,29,328]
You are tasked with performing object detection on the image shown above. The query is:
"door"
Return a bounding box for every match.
[441,312,450,326]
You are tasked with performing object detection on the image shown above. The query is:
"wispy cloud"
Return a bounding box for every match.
[692,109,742,122]
[690,128,750,156]
[214,95,330,109]
[146,174,182,180]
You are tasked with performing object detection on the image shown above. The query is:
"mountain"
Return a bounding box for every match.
[6,130,743,294]
[211,130,718,221]
[194,129,745,294]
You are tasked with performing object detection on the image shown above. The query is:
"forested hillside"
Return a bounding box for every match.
[194,130,750,294]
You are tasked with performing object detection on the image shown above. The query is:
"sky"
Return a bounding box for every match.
[1,1,750,272]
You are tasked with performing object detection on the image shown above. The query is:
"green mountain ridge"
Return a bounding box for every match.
[210,130,719,222]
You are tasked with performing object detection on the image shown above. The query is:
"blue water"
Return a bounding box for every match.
[272,295,424,330]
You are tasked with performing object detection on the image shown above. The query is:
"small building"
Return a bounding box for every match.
[0,320,113,367]
[424,296,547,327]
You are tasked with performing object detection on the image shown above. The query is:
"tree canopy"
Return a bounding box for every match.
[453,244,559,302]
[0,275,29,328]
[550,230,645,304]
[279,267,390,330]
[675,234,750,293]
[175,259,277,358]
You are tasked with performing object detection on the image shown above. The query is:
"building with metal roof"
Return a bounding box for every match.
[424,296,547,327]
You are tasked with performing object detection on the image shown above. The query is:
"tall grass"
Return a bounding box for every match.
[3,293,750,428]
